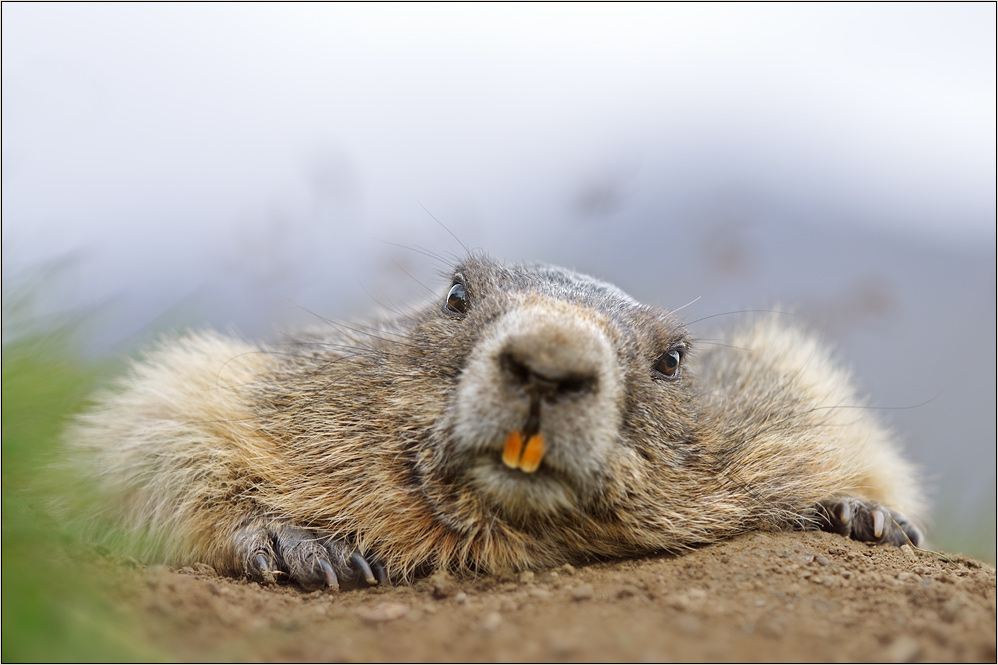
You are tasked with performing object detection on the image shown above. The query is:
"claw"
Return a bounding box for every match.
[254,553,277,585]
[350,551,378,586]
[871,509,885,539]
[815,497,924,549]
[235,523,388,590]
[318,558,340,591]
[907,523,925,548]
[372,559,389,586]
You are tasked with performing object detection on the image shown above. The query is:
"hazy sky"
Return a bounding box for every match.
[3,3,995,325]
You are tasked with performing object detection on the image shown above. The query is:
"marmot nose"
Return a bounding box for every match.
[493,303,613,403]
[500,351,597,401]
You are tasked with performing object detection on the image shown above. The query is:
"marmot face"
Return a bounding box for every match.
[413,256,695,527]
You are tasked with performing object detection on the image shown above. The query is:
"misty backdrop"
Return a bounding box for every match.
[3,3,995,558]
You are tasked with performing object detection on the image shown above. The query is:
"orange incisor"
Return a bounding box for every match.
[502,430,546,473]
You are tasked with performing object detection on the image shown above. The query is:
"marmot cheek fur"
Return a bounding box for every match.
[67,254,925,590]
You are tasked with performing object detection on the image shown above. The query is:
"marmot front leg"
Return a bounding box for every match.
[815,497,924,548]
[234,522,388,591]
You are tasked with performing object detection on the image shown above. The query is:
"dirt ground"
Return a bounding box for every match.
[99,530,995,663]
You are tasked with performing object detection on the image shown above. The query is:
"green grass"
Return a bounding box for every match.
[930,480,997,564]
[2,331,163,662]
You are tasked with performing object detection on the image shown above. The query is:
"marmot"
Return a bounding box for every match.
[68,254,925,590]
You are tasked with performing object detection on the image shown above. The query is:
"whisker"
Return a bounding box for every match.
[375,239,454,268]
[391,257,438,298]
[686,309,794,327]
[689,340,753,352]
[670,295,702,316]
[278,299,427,352]
[802,393,942,413]
[418,200,470,256]
[356,280,406,318]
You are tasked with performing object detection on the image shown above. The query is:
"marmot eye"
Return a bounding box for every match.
[445,283,468,316]
[653,349,682,379]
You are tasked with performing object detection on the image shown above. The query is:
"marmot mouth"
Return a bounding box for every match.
[500,398,546,473]
[470,452,577,520]
[502,430,545,473]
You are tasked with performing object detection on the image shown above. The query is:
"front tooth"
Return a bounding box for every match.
[502,430,525,469]
[518,433,546,473]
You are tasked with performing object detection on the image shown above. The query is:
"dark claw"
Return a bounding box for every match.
[318,558,340,591]
[835,501,851,525]
[254,553,277,585]
[233,522,388,590]
[235,525,280,584]
[371,559,389,586]
[350,551,377,586]
[892,513,925,548]
[815,497,924,547]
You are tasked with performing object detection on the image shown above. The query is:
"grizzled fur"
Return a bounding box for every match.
[67,254,924,589]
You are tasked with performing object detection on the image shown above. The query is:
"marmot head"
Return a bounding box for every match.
[405,254,701,533]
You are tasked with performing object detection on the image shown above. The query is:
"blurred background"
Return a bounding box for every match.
[2,6,994,645]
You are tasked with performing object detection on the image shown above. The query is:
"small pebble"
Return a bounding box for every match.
[480,611,502,633]
[666,588,707,612]
[674,615,702,635]
[884,635,921,663]
[570,584,594,601]
[547,636,573,657]
[759,618,785,638]
[499,598,518,613]
[940,598,964,622]
[190,562,217,576]
[430,570,457,599]
[360,602,410,624]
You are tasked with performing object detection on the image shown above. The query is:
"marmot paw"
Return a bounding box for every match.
[815,497,924,548]
[234,523,388,591]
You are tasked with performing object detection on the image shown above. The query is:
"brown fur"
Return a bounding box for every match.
[67,254,924,585]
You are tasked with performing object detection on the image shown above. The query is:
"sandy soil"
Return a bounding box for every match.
[99,530,996,663]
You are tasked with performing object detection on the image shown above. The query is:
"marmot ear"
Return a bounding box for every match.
[445,282,469,317]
